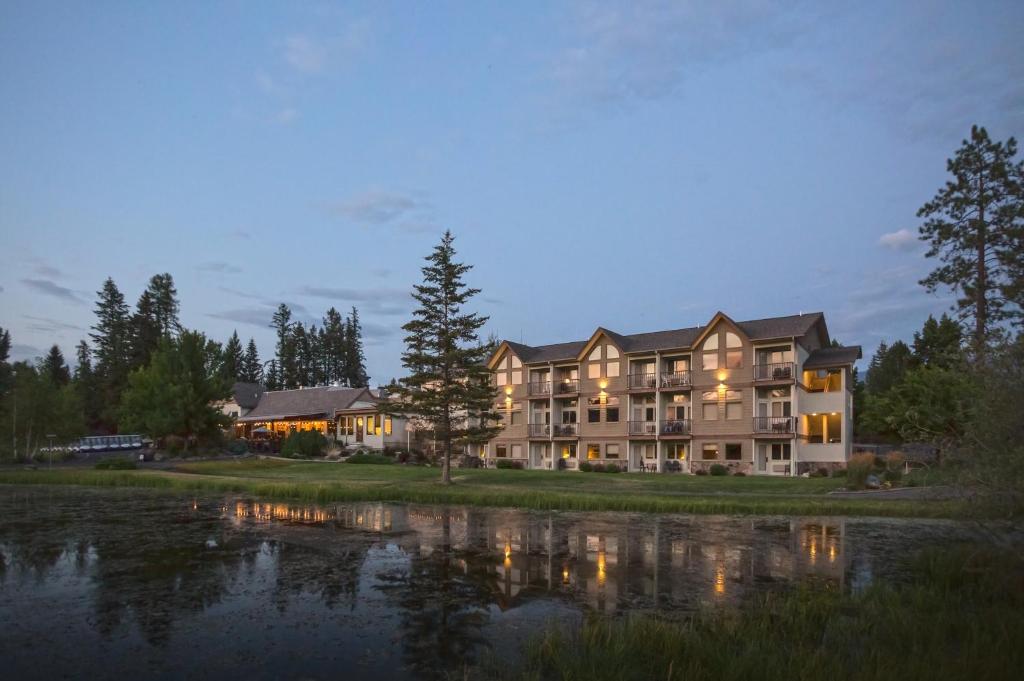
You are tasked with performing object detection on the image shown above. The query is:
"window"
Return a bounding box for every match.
[771,443,791,460]
[511,356,522,369]
[666,443,687,460]
[606,407,619,422]
[725,332,741,347]
[587,444,601,460]
[511,444,523,458]
[606,361,619,377]
[725,443,742,460]
[496,444,508,458]
[510,411,521,426]
[725,390,742,420]
[702,390,718,420]
[702,334,719,371]
[384,416,393,436]
[806,414,842,444]
[511,370,522,385]
[588,363,601,379]
[606,444,620,459]
[826,413,842,443]
[561,443,577,459]
[726,349,743,369]
[702,390,718,401]
[804,368,842,393]
[668,358,689,372]
[642,443,657,460]
[589,346,602,361]
[702,444,719,460]
[588,408,601,423]
[367,416,375,433]
[496,372,507,386]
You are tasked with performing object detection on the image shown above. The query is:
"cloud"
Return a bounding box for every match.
[20,278,86,304]
[10,344,43,362]
[878,229,919,251]
[23,315,84,333]
[284,34,328,73]
[219,286,264,301]
[275,107,299,124]
[294,285,412,314]
[197,262,243,275]
[229,229,253,240]
[330,190,440,232]
[0,284,4,293]
[360,321,398,344]
[207,300,315,328]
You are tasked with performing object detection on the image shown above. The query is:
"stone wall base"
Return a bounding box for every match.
[688,461,753,475]
[796,461,846,475]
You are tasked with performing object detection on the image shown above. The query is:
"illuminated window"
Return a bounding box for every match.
[496,372,507,386]
[588,346,602,361]
[702,443,720,460]
[511,356,522,369]
[511,370,522,385]
[725,332,741,348]
[725,443,742,460]
[384,416,393,435]
[588,363,601,379]
[561,443,577,459]
[666,443,687,460]
[511,444,523,458]
[367,416,375,433]
[606,346,620,359]
[606,361,619,377]
[587,444,601,460]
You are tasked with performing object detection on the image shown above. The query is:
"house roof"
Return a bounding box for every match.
[230,382,264,410]
[238,386,375,422]
[496,312,827,364]
[803,346,863,369]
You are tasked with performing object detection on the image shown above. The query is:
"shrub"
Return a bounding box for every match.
[733,471,746,477]
[847,452,876,489]
[226,439,248,455]
[886,451,906,473]
[579,462,593,472]
[496,459,524,470]
[884,468,903,483]
[94,459,137,470]
[591,463,606,473]
[280,431,327,459]
[556,458,567,470]
[164,435,185,454]
[832,468,847,478]
[874,455,887,470]
[605,463,620,473]
[709,464,728,476]
[695,468,709,476]
[347,452,395,465]
[397,451,411,464]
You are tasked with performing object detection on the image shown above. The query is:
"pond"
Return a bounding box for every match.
[0,485,983,680]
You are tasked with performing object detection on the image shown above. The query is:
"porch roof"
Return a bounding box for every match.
[237,386,376,422]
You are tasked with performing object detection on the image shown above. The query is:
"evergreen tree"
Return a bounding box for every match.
[385,231,500,484]
[90,277,132,430]
[292,323,312,387]
[146,273,181,337]
[912,314,963,369]
[865,340,912,395]
[222,331,244,383]
[271,304,299,389]
[0,326,11,396]
[40,345,71,386]
[74,340,100,430]
[917,125,1024,350]
[265,359,280,391]
[344,306,369,387]
[129,289,162,370]
[322,307,348,384]
[242,338,262,384]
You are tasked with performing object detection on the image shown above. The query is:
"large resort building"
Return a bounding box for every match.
[485,311,861,475]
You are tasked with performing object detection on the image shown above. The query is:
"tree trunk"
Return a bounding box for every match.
[976,176,987,354]
[441,428,452,484]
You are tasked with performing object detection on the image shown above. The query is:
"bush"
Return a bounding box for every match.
[457,454,481,468]
[884,468,903,483]
[591,463,606,473]
[164,435,185,454]
[280,431,327,459]
[847,452,876,489]
[496,459,524,470]
[733,471,746,477]
[709,464,728,476]
[579,462,593,472]
[226,439,249,455]
[886,451,906,472]
[695,468,709,476]
[94,459,137,470]
[832,468,847,478]
[556,458,567,470]
[347,452,394,465]
[397,451,411,464]
[605,463,620,473]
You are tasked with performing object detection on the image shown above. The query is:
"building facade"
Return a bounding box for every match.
[485,312,860,475]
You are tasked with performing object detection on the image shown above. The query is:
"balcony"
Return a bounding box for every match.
[628,420,658,436]
[753,362,794,382]
[528,423,550,437]
[627,372,658,390]
[660,419,691,436]
[660,371,691,389]
[754,416,795,435]
[552,422,579,437]
[528,381,551,397]
[554,378,580,395]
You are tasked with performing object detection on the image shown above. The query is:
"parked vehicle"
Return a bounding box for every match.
[78,435,145,453]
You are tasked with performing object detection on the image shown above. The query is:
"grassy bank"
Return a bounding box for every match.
[0,459,967,517]
[490,545,1023,681]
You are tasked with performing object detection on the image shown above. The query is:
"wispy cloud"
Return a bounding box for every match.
[294,285,411,315]
[20,278,86,305]
[282,20,371,75]
[284,34,329,74]
[878,228,919,251]
[10,344,43,362]
[23,315,84,333]
[330,190,439,232]
[197,261,243,275]
[274,107,299,124]
[229,229,253,240]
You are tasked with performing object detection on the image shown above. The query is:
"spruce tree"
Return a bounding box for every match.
[912,314,963,369]
[271,304,299,389]
[146,273,181,337]
[0,326,11,396]
[223,331,244,383]
[865,340,912,395]
[344,306,369,387]
[41,345,71,386]
[265,359,280,391]
[917,126,1024,350]
[322,307,347,384]
[90,277,132,430]
[242,338,262,384]
[129,289,162,370]
[385,231,500,484]
[74,340,100,430]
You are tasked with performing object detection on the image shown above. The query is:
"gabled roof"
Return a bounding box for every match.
[803,346,863,369]
[493,312,829,365]
[238,386,375,422]
[230,382,263,410]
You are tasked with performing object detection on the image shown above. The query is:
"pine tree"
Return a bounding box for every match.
[322,307,347,384]
[865,340,913,395]
[73,340,100,430]
[292,323,312,387]
[912,314,963,369]
[265,359,280,391]
[0,326,11,396]
[223,331,244,383]
[90,277,132,430]
[271,304,299,389]
[385,231,500,484]
[917,125,1024,350]
[146,273,181,337]
[129,289,162,370]
[344,307,369,387]
[40,345,71,386]
[242,338,262,384]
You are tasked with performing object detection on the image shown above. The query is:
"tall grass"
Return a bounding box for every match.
[488,544,1023,681]
[0,468,967,517]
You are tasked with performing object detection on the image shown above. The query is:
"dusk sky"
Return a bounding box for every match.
[1,1,1022,383]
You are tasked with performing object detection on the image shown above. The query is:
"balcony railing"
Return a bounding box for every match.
[554,378,580,394]
[628,420,658,436]
[528,380,551,396]
[753,362,794,381]
[660,370,691,388]
[754,416,795,434]
[528,423,550,437]
[552,422,579,437]
[660,419,691,436]
[627,372,658,389]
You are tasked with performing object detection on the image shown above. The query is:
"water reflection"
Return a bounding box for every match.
[0,486,978,681]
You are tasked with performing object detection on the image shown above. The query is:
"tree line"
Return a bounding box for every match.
[0,273,370,459]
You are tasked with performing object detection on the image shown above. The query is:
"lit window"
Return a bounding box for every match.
[384,416,393,435]
[511,444,523,458]
[511,370,522,385]
[725,332,741,348]
[702,444,720,460]
[702,403,718,420]
[588,363,601,379]
[606,361,620,377]
[367,416,375,433]
[562,444,577,459]
[587,444,601,460]
[511,356,522,369]
[606,346,620,359]
[588,346,602,361]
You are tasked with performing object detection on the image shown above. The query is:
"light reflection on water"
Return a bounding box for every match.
[0,486,978,681]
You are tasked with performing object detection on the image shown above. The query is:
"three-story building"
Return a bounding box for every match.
[485,312,860,475]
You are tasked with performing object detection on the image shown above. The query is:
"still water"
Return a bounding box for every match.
[0,485,980,680]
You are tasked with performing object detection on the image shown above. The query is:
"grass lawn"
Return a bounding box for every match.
[0,458,966,518]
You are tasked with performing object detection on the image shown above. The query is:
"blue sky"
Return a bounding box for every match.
[1,1,1022,382]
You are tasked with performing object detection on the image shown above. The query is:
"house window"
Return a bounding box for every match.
[511,370,522,385]
[607,361,620,377]
[511,444,523,458]
[702,403,718,420]
[724,390,742,420]
[561,443,577,459]
[666,443,687,460]
[588,363,601,379]
[588,408,601,423]
[606,346,620,359]
[589,346,602,361]
[725,443,742,460]
[725,332,742,368]
[642,443,657,460]
[496,444,508,458]
[771,443,791,460]
[606,444,620,459]
[606,407,619,422]
[367,416,375,433]
[510,411,521,426]
[587,444,601,460]
[384,416,393,436]
[702,443,719,460]
[702,334,719,371]
[511,356,522,369]
[496,372,507,386]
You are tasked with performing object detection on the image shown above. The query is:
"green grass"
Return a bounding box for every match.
[0,459,968,517]
[488,544,1023,681]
